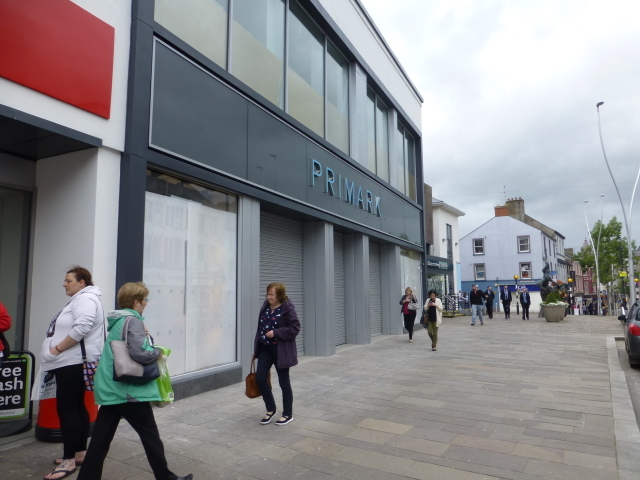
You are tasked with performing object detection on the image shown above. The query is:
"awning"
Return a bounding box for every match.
[0,104,101,160]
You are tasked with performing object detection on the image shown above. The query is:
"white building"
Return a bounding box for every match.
[429,197,465,293]
[460,198,566,312]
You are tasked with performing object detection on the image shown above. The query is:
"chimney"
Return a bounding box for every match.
[506,197,525,222]
[495,205,509,217]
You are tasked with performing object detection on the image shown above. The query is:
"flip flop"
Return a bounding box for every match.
[54,459,83,466]
[44,467,76,480]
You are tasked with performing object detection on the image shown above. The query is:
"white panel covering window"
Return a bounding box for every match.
[143,171,237,376]
[326,42,349,154]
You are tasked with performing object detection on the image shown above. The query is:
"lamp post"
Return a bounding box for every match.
[568,277,574,315]
[596,102,638,304]
[514,275,519,316]
[584,199,603,315]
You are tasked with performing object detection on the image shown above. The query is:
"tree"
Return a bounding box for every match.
[573,217,637,287]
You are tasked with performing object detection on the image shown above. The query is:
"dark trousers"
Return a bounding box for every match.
[257,344,293,417]
[486,303,493,318]
[522,304,530,319]
[503,301,511,318]
[403,312,416,339]
[52,364,89,459]
[78,402,177,480]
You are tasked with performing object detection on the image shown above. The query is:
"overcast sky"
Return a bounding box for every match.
[360,0,640,251]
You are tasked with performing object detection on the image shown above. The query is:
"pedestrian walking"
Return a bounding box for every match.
[39,267,105,480]
[484,286,495,319]
[423,290,442,351]
[500,285,512,319]
[520,287,531,320]
[400,287,419,341]
[588,302,594,315]
[254,283,300,426]
[469,284,484,325]
[0,301,11,367]
[78,282,193,480]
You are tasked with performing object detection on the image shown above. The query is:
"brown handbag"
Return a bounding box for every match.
[245,358,271,399]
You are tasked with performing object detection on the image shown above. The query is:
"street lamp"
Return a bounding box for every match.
[514,275,519,316]
[596,102,638,304]
[584,198,603,315]
[568,277,574,314]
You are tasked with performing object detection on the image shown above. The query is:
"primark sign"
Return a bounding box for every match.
[311,159,381,217]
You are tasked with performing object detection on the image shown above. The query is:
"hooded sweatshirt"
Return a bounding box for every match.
[93,309,162,405]
[39,286,104,371]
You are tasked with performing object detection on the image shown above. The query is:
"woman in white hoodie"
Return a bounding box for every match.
[40,266,104,480]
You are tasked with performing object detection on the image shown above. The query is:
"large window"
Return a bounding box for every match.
[326,43,350,153]
[473,239,484,255]
[474,264,485,281]
[400,248,422,303]
[231,0,285,108]
[366,88,390,181]
[155,0,229,67]
[518,236,530,253]
[287,0,324,136]
[446,224,453,259]
[143,170,238,375]
[394,122,416,200]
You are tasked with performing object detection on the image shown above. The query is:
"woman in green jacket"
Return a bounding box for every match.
[78,282,192,480]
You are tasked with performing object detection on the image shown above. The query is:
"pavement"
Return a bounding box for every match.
[2,314,640,480]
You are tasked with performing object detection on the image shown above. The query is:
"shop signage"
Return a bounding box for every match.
[311,159,381,217]
[426,259,451,270]
[0,356,30,419]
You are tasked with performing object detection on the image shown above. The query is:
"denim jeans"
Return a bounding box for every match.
[471,304,484,324]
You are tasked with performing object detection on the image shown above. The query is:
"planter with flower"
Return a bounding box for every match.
[539,290,568,322]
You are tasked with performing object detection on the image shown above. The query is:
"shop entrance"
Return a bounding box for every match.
[0,185,31,352]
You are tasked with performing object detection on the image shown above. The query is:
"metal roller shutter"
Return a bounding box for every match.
[370,242,382,336]
[260,212,305,355]
[334,232,346,346]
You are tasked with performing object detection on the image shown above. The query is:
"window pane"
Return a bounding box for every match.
[231,0,285,108]
[475,264,485,280]
[375,99,389,182]
[366,88,376,173]
[405,131,416,201]
[326,42,349,153]
[144,170,237,375]
[287,1,324,136]
[392,123,404,192]
[521,263,531,278]
[155,0,228,67]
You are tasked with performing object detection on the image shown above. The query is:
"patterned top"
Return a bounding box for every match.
[258,305,282,345]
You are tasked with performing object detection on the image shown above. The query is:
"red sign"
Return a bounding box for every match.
[0,0,115,118]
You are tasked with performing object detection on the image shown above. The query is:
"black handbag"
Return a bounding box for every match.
[111,317,160,384]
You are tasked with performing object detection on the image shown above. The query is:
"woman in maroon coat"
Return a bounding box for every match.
[253,283,300,426]
[0,302,11,364]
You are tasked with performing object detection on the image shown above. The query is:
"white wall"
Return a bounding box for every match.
[27,148,120,360]
[0,0,131,151]
[432,206,462,288]
[460,216,544,283]
[319,0,422,131]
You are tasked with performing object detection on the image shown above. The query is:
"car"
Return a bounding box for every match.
[618,302,640,367]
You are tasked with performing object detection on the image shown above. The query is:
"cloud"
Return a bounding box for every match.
[360,0,640,248]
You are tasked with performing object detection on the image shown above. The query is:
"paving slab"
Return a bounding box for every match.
[1,314,638,480]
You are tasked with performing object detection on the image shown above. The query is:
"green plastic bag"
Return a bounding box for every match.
[154,346,174,408]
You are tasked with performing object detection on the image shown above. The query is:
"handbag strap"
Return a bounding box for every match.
[79,339,87,362]
[120,316,133,346]
[250,357,256,374]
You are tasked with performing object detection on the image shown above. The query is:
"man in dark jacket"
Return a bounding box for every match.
[469,284,484,326]
[520,287,531,320]
[484,286,495,319]
[500,286,512,319]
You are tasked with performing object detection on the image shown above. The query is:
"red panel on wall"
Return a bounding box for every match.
[0,0,115,119]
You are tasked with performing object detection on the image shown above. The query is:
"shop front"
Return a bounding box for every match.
[426,255,453,296]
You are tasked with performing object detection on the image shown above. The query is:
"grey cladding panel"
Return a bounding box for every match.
[247,105,307,198]
[334,232,346,345]
[151,42,248,178]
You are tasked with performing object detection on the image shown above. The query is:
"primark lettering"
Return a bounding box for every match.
[311,159,381,217]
